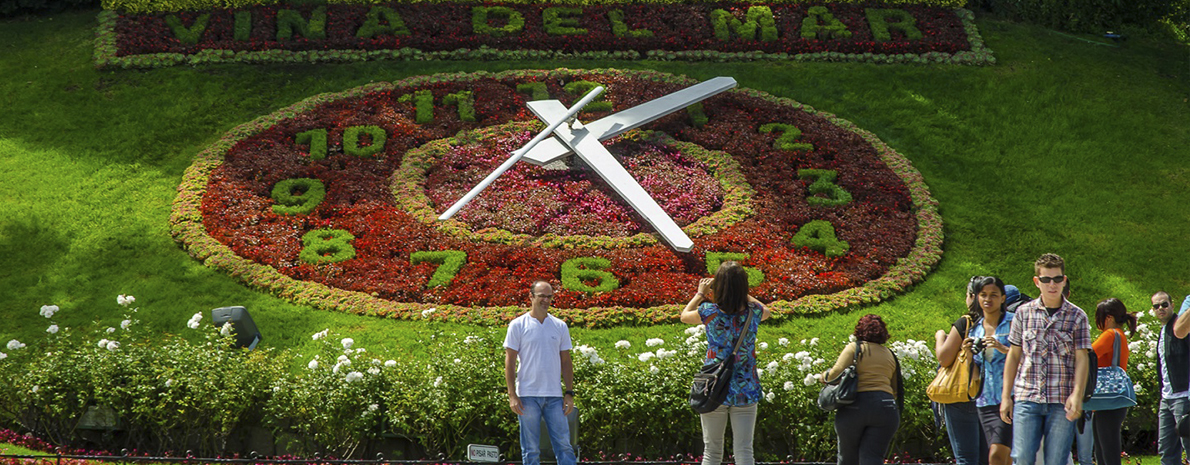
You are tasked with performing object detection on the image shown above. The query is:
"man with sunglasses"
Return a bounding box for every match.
[1153,291,1190,465]
[1001,253,1092,465]
[504,281,577,465]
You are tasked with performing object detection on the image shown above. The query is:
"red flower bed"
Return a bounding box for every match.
[172,69,943,327]
[97,3,994,68]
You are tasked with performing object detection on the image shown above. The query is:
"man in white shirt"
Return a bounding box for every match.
[504,281,576,465]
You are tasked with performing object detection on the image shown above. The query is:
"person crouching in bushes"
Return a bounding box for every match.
[967,276,1014,465]
[933,276,991,465]
[680,261,771,465]
[822,314,904,465]
[1091,298,1137,465]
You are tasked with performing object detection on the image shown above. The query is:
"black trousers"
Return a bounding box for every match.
[835,391,900,465]
[1092,407,1129,465]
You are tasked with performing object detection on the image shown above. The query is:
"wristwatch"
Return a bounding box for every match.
[564,390,575,396]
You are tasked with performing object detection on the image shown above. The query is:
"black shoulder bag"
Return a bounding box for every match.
[818,340,863,411]
[689,307,756,414]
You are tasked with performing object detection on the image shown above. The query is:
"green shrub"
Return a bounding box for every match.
[409,250,467,287]
[271,178,326,215]
[797,169,853,207]
[164,13,209,45]
[276,6,325,41]
[471,6,524,38]
[991,0,1178,33]
[355,6,410,39]
[442,91,476,122]
[560,257,620,293]
[543,7,587,35]
[343,125,386,157]
[802,5,852,40]
[608,9,653,38]
[299,229,356,264]
[791,219,850,258]
[866,8,923,41]
[710,6,778,42]
[705,251,765,286]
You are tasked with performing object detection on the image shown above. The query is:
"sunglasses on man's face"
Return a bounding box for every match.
[1036,275,1066,284]
[1153,302,1171,309]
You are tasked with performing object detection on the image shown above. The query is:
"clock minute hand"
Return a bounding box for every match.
[521,76,737,166]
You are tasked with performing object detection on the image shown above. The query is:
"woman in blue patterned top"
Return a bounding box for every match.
[968,276,1014,465]
[681,261,771,465]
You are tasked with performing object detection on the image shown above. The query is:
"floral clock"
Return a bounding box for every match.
[170,69,942,327]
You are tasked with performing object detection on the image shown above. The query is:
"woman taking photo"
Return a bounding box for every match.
[968,276,1014,465]
[680,261,771,465]
[822,314,903,465]
[1091,298,1137,465]
[933,277,991,465]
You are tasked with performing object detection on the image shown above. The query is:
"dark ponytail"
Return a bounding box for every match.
[966,276,1007,322]
[1095,298,1138,336]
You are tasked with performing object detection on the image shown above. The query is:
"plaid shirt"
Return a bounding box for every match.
[1007,297,1092,404]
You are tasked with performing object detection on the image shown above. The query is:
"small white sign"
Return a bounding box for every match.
[467,444,500,463]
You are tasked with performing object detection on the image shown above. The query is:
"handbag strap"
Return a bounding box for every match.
[724,304,756,362]
[1111,329,1123,368]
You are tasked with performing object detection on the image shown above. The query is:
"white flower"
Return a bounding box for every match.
[31,386,39,393]
[1129,341,1142,352]
[656,348,675,359]
[810,337,820,346]
[756,369,763,379]
[638,352,655,362]
[187,312,202,329]
[433,376,442,387]
[337,355,351,364]
[220,322,232,336]
[783,353,796,362]
[649,365,659,374]
[1150,309,1158,318]
[646,338,664,347]
[685,335,701,345]
[758,342,769,350]
[464,335,481,344]
[453,358,461,364]
[165,379,174,387]
[357,346,367,353]
[368,403,379,412]
[848,334,857,342]
[367,367,381,375]
[814,358,825,365]
[117,295,136,307]
[120,319,132,330]
[0,352,6,360]
[341,338,354,349]
[46,325,59,334]
[332,363,343,374]
[105,340,120,351]
[1150,340,1159,350]
[98,339,109,349]
[800,339,807,345]
[106,327,116,334]
[765,391,776,403]
[385,360,397,367]
[308,359,319,370]
[345,371,363,382]
[778,338,789,346]
[615,340,631,349]
[766,361,779,373]
[684,325,705,336]
[343,349,354,355]
[39,305,58,318]
[312,329,328,341]
[784,381,796,391]
[803,373,820,386]
[1136,363,1147,371]
[371,359,381,365]
[1137,324,1149,334]
[1147,350,1157,359]
[421,308,436,318]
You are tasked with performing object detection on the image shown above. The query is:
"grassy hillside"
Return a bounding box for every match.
[0,9,1187,358]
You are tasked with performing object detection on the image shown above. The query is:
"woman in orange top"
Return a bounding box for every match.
[1091,298,1138,465]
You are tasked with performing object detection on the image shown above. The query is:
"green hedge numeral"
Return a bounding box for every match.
[687,102,708,128]
[271,178,326,216]
[759,123,813,151]
[516,82,550,101]
[561,257,620,293]
[398,90,434,124]
[797,169,852,207]
[443,91,476,122]
[472,6,524,37]
[705,252,765,286]
[233,11,252,41]
[562,81,613,113]
[410,250,467,288]
[791,220,850,258]
[164,14,209,45]
[300,229,356,264]
[295,129,328,160]
[343,125,386,157]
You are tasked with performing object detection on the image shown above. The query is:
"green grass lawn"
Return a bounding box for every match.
[0,10,1188,361]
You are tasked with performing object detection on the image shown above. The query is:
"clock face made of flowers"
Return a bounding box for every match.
[171,69,942,328]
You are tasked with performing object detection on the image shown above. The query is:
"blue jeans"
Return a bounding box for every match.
[942,402,988,465]
[518,397,576,465]
[1074,412,1094,465]
[1158,397,1190,465]
[1012,401,1077,465]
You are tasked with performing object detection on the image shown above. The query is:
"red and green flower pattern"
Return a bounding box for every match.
[171,69,943,327]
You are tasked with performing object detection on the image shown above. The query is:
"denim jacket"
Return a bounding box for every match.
[972,311,1014,408]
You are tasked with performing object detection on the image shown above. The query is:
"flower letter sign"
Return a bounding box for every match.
[171,69,942,328]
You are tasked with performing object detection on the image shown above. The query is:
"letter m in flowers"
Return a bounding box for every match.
[711,7,777,42]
